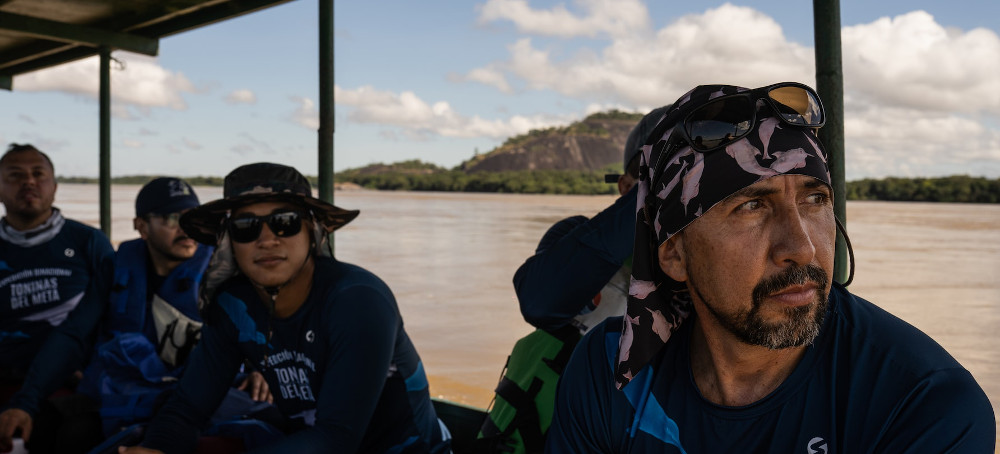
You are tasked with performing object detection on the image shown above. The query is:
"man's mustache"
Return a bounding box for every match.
[752,264,828,305]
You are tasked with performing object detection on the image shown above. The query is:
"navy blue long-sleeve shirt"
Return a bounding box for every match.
[0,218,114,416]
[141,257,447,454]
[547,284,996,453]
[513,186,636,330]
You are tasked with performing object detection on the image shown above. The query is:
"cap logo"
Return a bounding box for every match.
[168,180,192,197]
[239,185,278,196]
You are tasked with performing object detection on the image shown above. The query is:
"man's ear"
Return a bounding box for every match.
[617,174,635,196]
[133,217,148,239]
[658,234,688,282]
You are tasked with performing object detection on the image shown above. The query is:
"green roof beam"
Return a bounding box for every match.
[0,11,159,56]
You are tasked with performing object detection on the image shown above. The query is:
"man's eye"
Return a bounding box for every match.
[806,193,830,204]
[737,200,763,211]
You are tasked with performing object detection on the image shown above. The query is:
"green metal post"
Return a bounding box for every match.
[318,0,335,248]
[99,47,112,238]
[813,0,848,284]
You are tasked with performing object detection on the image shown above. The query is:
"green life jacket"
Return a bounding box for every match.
[476,324,581,454]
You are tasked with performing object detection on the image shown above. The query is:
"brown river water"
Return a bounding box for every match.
[44,184,1000,439]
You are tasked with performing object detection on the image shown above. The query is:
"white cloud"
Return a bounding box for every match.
[469,3,814,104]
[14,54,196,113]
[225,89,257,104]
[334,85,567,139]
[464,1,1000,177]
[122,139,143,149]
[842,11,1000,114]
[290,96,319,130]
[477,0,650,39]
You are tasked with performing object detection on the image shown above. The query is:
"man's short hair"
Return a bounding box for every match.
[1,143,55,174]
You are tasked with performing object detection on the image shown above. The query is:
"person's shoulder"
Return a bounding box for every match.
[831,284,963,373]
[577,316,625,368]
[535,215,591,253]
[115,238,146,254]
[61,217,102,235]
[315,257,394,300]
[61,217,112,242]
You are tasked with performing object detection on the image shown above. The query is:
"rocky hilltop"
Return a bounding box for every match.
[459,110,643,173]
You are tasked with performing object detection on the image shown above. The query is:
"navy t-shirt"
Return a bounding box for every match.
[547,284,996,453]
[142,257,448,454]
[0,219,114,414]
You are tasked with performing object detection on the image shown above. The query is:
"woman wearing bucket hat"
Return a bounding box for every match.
[120,163,450,454]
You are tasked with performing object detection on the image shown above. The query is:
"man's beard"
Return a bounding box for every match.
[698,264,829,349]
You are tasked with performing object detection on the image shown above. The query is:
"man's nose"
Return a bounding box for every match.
[771,204,817,267]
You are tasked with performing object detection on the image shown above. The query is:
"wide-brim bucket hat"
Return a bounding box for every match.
[180,162,359,246]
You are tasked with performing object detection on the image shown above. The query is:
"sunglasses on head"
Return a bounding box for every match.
[228,210,308,243]
[651,82,825,154]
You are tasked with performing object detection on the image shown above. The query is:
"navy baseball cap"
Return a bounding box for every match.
[135,177,200,217]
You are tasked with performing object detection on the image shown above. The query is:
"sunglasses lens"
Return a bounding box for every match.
[685,96,754,151]
[767,86,824,126]
[230,217,262,243]
[228,211,305,243]
[267,212,302,238]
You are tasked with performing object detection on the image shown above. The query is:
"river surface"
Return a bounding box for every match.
[38,184,1000,437]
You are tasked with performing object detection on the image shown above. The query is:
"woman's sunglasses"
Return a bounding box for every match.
[228,210,308,243]
[651,82,825,154]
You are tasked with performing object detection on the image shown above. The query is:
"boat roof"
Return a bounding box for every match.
[0,0,293,90]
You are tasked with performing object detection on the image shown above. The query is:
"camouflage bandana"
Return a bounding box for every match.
[614,83,832,389]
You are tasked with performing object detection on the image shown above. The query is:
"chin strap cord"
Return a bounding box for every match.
[835,216,855,287]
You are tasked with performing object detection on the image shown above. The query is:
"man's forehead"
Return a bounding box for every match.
[232,201,299,215]
[727,174,831,200]
[1,151,51,170]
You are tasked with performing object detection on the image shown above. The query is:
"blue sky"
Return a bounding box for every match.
[1,0,998,180]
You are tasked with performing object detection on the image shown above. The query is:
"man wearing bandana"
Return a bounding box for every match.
[546,83,995,453]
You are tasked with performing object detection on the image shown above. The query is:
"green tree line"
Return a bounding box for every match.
[58,173,1000,202]
[335,168,619,195]
[845,175,1000,203]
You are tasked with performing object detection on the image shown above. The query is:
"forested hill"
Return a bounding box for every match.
[55,108,1000,202]
[458,110,644,173]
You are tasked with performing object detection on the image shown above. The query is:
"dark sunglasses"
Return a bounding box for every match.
[228,210,308,243]
[650,82,825,153]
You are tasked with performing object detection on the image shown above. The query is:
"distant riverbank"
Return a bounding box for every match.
[57,173,1000,203]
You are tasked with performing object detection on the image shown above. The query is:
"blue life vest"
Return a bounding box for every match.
[105,239,212,336]
[80,239,212,436]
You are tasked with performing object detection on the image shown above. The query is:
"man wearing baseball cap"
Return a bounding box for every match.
[546,83,994,452]
[80,178,278,438]
[120,163,450,454]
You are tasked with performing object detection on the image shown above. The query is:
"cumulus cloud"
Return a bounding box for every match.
[842,11,1000,114]
[477,0,650,39]
[290,96,319,130]
[225,89,257,104]
[461,1,1000,177]
[465,3,814,105]
[14,54,196,115]
[334,85,567,139]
